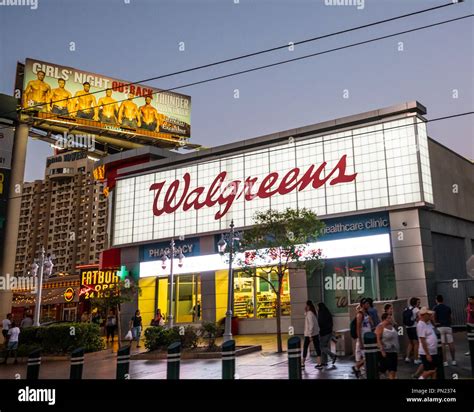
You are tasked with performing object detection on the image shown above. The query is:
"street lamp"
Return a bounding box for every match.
[33,246,54,326]
[161,239,185,329]
[218,220,241,342]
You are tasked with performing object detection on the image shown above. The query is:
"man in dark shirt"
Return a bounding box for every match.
[432,295,456,366]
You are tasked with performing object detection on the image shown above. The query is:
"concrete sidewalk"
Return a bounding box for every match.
[0,331,471,379]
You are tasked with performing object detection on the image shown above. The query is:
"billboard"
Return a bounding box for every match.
[21,58,191,144]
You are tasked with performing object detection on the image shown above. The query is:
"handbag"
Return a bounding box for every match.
[125,329,133,340]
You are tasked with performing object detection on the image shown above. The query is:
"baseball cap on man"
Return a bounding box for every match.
[419,307,434,315]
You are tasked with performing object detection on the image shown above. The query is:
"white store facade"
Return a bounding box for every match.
[101,101,474,333]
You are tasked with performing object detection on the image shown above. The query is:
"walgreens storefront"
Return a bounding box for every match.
[106,101,436,333]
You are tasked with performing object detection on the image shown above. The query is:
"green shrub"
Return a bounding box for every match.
[144,326,199,351]
[17,344,42,357]
[180,325,199,349]
[199,321,223,350]
[17,323,104,355]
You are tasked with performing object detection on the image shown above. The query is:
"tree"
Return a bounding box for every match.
[238,208,324,353]
[90,278,140,349]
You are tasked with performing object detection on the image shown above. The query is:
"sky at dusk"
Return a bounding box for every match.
[0,0,472,181]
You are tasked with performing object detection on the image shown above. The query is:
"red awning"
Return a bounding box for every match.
[99,248,121,270]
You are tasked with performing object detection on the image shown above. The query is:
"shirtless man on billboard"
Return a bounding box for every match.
[73,82,98,120]
[49,79,72,115]
[23,70,51,112]
[97,89,118,124]
[118,93,141,129]
[139,95,160,132]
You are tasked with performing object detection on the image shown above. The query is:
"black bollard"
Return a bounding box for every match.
[167,341,181,380]
[222,340,236,380]
[467,323,474,378]
[435,330,445,380]
[363,332,379,380]
[116,345,131,380]
[70,347,84,380]
[26,349,41,380]
[287,336,301,380]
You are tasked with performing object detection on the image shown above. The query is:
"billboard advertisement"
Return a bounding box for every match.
[21,58,191,141]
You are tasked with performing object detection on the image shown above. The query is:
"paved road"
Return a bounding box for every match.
[0,332,471,380]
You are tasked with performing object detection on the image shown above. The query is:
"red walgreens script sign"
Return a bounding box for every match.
[150,154,357,220]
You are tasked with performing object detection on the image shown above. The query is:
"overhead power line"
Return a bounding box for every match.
[1,1,462,116]
[3,13,471,129]
[3,110,473,202]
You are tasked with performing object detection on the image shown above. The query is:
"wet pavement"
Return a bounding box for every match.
[0,332,471,380]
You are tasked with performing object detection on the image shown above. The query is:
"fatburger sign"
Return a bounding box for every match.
[80,268,120,299]
[150,155,356,220]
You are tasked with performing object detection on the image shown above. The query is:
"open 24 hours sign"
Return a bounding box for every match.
[80,268,120,299]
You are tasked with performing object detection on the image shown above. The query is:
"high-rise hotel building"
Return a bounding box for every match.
[14,151,108,277]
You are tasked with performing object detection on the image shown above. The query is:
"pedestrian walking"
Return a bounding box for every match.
[130,310,143,348]
[2,321,20,364]
[20,314,33,329]
[404,297,421,365]
[375,313,399,379]
[317,302,337,367]
[352,298,373,378]
[105,309,117,343]
[1,313,12,347]
[417,307,439,379]
[301,300,321,369]
[465,296,474,356]
[432,295,456,366]
[383,303,398,328]
[366,298,380,328]
[150,309,164,327]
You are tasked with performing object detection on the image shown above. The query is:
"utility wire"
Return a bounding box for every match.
[2,13,471,132]
[3,111,473,202]
[2,1,462,117]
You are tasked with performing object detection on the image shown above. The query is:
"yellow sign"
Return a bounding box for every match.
[93,165,105,181]
[63,287,75,302]
[80,269,120,299]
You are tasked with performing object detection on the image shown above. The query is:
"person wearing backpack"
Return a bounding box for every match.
[352,298,373,378]
[404,297,421,364]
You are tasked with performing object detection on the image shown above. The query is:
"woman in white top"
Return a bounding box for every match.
[302,300,322,369]
[376,313,400,379]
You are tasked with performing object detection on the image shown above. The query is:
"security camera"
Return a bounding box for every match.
[402,221,408,227]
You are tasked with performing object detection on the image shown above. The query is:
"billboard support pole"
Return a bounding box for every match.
[0,122,29,323]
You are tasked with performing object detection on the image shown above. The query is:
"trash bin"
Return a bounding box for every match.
[335,329,352,356]
[231,316,239,335]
